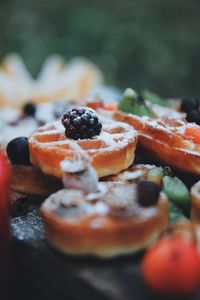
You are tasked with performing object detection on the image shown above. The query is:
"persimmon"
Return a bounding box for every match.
[142,239,200,295]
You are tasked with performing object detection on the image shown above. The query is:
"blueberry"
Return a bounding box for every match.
[137,181,160,207]
[186,110,200,125]
[181,97,199,113]
[137,95,145,104]
[6,137,31,166]
[23,102,36,117]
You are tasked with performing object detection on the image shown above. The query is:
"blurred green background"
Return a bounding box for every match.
[0,0,200,97]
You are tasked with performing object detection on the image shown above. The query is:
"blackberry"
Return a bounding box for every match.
[186,110,200,125]
[62,107,102,140]
[137,181,160,207]
[23,102,36,117]
[181,97,199,113]
[6,137,31,166]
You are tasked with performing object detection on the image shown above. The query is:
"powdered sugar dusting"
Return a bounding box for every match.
[29,114,137,156]
[42,181,160,222]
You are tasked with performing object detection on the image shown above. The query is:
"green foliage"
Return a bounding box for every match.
[0,0,200,96]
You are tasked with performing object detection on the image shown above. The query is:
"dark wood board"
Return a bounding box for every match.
[9,154,200,300]
[10,204,200,300]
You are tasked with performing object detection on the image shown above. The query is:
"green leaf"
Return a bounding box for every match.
[169,202,188,224]
[163,176,191,207]
[118,88,154,117]
[142,89,170,107]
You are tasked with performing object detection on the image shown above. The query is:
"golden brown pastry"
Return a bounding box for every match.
[41,181,168,258]
[29,115,138,178]
[114,111,200,175]
[10,165,62,197]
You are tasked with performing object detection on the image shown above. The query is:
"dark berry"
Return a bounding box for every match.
[186,110,200,125]
[23,102,36,117]
[37,120,46,127]
[61,107,102,140]
[137,181,160,207]
[6,137,31,166]
[137,95,145,104]
[181,97,200,113]
[163,166,173,177]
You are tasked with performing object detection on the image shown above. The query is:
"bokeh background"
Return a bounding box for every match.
[0,0,200,97]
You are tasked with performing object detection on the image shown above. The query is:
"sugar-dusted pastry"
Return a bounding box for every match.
[41,163,168,257]
[114,111,200,175]
[28,107,138,178]
[10,165,62,197]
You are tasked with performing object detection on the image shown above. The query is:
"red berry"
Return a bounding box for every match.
[142,238,200,296]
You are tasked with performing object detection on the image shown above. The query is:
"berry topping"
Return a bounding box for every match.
[23,102,36,117]
[137,181,160,207]
[62,107,102,140]
[181,97,199,113]
[186,110,200,125]
[6,137,31,166]
[137,95,145,104]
